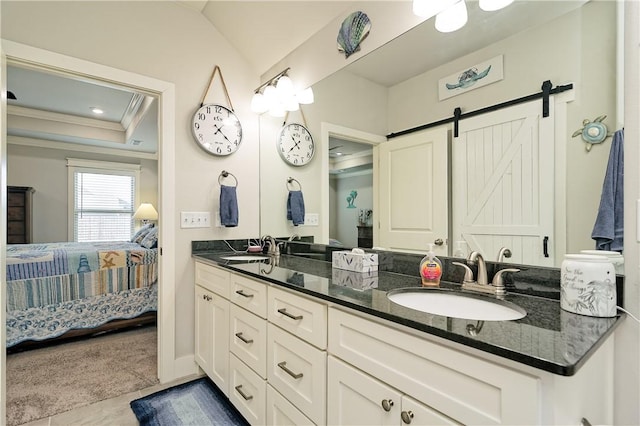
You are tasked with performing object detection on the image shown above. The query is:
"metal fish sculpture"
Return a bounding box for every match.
[337,11,371,58]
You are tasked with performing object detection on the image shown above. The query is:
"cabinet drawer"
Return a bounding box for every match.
[231,274,268,318]
[268,286,327,349]
[267,323,326,425]
[230,304,267,379]
[195,261,230,298]
[229,354,266,426]
[328,308,540,425]
[266,384,315,426]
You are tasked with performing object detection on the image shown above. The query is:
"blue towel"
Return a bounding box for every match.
[287,190,305,226]
[220,185,238,227]
[592,129,624,251]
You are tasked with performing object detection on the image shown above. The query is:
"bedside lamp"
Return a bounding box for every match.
[133,202,158,225]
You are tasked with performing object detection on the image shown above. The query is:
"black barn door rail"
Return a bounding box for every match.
[387,80,573,139]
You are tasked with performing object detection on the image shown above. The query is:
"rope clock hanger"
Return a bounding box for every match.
[286,177,302,191]
[192,65,243,156]
[218,170,238,187]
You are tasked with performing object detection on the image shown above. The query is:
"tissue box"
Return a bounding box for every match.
[332,249,378,273]
[332,268,378,290]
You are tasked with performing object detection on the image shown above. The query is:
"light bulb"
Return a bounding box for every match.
[276,75,294,99]
[435,0,468,33]
[250,92,268,113]
[479,0,514,11]
[296,87,314,105]
[284,98,299,112]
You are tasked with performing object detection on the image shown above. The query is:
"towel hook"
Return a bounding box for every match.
[286,177,302,191]
[218,170,238,187]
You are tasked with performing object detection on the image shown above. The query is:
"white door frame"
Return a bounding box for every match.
[0,41,177,409]
[320,123,386,244]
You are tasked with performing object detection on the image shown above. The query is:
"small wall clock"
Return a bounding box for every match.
[277,122,315,166]
[192,103,242,156]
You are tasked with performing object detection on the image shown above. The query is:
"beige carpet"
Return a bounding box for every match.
[6,325,158,426]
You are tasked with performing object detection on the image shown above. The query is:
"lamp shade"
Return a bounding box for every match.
[133,203,158,221]
[435,0,468,33]
[479,0,514,11]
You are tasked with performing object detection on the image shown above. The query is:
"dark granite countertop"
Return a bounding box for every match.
[192,243,624,376]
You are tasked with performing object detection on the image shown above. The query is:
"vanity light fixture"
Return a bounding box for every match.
[250,67,314,116]
[416,0,513,33]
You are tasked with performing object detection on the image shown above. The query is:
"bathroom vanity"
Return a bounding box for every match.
[192,242,621,425]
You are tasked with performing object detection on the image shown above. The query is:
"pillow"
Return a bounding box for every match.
[132,223,154,244]
[140,226,158,249]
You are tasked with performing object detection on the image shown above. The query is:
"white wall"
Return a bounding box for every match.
[1,0,260,361]
[7,144,157,243]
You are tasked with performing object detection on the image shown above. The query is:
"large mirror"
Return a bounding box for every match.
[260,0,620,268]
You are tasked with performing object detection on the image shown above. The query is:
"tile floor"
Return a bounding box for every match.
[19,374,203,426]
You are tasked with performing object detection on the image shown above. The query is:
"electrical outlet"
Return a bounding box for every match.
[180,211,211,228]
[304,213,319,226]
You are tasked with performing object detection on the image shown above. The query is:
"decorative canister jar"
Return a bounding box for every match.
[560,254,616,318]
[580,250,624,275]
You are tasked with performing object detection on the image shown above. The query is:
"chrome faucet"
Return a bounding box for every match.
[260,235,279,256]
[456,251,520,297]
[288,234,301,242]
[466,251,488,285]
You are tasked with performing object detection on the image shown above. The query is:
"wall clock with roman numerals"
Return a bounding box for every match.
[277,122,315,166]
[191,103,242,156]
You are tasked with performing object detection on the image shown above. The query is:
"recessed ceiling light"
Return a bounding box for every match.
[91,107,104,114]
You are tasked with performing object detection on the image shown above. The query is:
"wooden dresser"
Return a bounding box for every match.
[7,186,35,244]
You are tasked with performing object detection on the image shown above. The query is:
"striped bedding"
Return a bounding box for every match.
[6,241,158,347]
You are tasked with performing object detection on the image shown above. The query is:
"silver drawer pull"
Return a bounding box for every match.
[235,332,254,344]
[277,308,303,321]
[202,294,212,301]
[234,385,253,401]
[381,399,394,412]
[277,361,303,379]
[401,410,414,424]
[235,289,254,298]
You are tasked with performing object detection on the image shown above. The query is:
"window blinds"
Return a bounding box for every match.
[73,171,135,242]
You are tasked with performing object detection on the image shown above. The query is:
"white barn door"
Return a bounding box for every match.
[378,127,448,255]
[452,99,554,266]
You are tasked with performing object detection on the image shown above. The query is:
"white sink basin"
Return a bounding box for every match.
[387,288,526,321]
[220,255,270,261]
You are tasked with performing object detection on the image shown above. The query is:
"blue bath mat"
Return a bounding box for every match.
[130,377,249,426]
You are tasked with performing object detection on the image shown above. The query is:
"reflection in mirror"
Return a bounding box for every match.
[261,1,621,270]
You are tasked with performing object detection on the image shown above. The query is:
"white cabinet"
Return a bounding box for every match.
[194,284,230,395]
[268,285,327,349]
[328,356,460,426]
[266,384,314,426]
[267,323,326,425]
[328,307,539,425]
[230,303,267,379]
[230,353,267,426]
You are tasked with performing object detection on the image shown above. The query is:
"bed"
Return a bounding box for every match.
[6,225,159,349]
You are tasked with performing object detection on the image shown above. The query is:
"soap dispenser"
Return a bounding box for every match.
[419,243,443,287]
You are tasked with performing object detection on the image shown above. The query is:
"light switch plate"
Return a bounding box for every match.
[304,213,319,226]
[180,211,211,228]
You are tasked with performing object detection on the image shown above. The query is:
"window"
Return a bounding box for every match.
[68,159,140,242]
